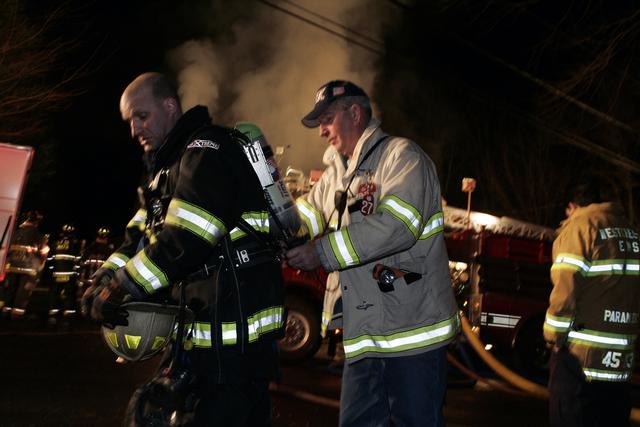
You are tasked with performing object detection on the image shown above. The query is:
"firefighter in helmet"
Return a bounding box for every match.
[44,223,82,319]
[0,211,47,318]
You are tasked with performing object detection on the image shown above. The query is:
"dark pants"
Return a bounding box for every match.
[1,274,35,311]
[192,380,271,426]
[549,347,631,427]
[340,347,448,427]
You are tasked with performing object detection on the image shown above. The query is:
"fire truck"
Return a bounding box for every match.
[444,205,555,374]
[0,143,35,281]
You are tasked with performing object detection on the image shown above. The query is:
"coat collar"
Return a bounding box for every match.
[343,117,386,183]
[152,105,212,173]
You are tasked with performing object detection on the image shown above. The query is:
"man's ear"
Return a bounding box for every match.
[349,104,360,122]
[163,97,180,116]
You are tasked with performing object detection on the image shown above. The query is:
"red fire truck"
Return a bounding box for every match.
[444,205,555,374]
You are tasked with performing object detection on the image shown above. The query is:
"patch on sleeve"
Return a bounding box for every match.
[187,139,220,150]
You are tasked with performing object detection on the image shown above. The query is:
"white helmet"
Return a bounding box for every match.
[101,302,192,362]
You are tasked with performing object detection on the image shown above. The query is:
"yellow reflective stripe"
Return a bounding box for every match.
[165,198,227,245]
[125,249,169,294]
[343,313,459,359]
[552,253,640,276]
[105,331,118,348]
[296,198,324,238]
[583,368,631,382]
[568,329,635,350]
[191,322,212,348]
[544,311,573,333]
[420,212,444,240]
[328,229,360,268]
[124,334,141,350]
[230,212,270,241]
[247,306,284,342]
[151,336,167,351]
[127,209,147,231]
[221,322,237,345]
[51,254,79,261]
[587,260,640,276]
[377,195,422,238]
[103,253,130,271]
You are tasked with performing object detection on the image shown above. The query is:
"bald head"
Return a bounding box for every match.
[120,72,182,153]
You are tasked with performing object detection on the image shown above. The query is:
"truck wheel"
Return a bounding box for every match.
[278,294,321,363]
[512,316,550,377]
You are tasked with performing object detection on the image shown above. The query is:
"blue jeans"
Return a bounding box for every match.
[340,347,448,427]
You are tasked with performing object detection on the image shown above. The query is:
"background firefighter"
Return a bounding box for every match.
[544,178,640,427]
[85,72,285,426]
[43,223,82,319]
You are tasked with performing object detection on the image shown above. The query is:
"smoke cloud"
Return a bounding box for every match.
[168,0,397,173]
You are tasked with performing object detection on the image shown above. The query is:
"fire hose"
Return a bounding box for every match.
[458,312,640,423]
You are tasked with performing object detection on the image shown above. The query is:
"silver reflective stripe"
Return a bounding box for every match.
[165,199,226,245]
[328,229,360,268]
[343,314,459,359]
[51,254,79,261]
[103,253,129,271]
[544,312,573,332]
[583,369,630,382]
[420,213,444,240]
[553,254,590,273]
[545,317,572,329]
[247,307,284,342]
[222,323,237,345]
[377,196,422,238]
[230,212,269,241]
[127,209,147,230]
[553,254,640,276]
[296,198,323,238]
[568,330,632,348]
[480,312,521,328]
[125,250,169,293]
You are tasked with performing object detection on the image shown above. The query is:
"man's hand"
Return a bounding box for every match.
[90,279,130,329]
[80,268,115,317]
[92,267,114,288]
[285,241,321,271]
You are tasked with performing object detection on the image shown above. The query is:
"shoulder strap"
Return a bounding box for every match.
[336,135,390,229]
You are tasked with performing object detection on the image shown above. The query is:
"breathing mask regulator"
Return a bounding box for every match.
[233,122,309,252]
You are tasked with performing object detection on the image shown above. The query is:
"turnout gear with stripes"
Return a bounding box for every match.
[544,202,640,383]
[298,117,459,363]
[103,106,284,383]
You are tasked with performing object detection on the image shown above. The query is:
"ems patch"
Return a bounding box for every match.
[187,139,220,150]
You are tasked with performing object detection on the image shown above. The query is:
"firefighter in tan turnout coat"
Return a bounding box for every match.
[286,80,459,427]
[544,180,640,427]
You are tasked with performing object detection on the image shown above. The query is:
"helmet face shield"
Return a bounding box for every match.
[101,302,193,362]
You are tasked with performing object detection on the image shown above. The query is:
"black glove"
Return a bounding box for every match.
[92,267,115,287]
[90,281,130,329]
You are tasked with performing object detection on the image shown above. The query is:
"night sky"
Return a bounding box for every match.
[5,0,640,239]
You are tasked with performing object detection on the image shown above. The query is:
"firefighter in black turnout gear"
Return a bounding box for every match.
[45,223,82,318]
[87,72,284,426]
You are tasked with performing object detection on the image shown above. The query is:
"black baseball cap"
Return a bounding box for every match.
[301,80,368,128]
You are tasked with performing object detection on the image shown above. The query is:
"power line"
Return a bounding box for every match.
[386,0,640,138]
[260,0,640,172]
[280,0,384,47]
[257,0,383,55]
